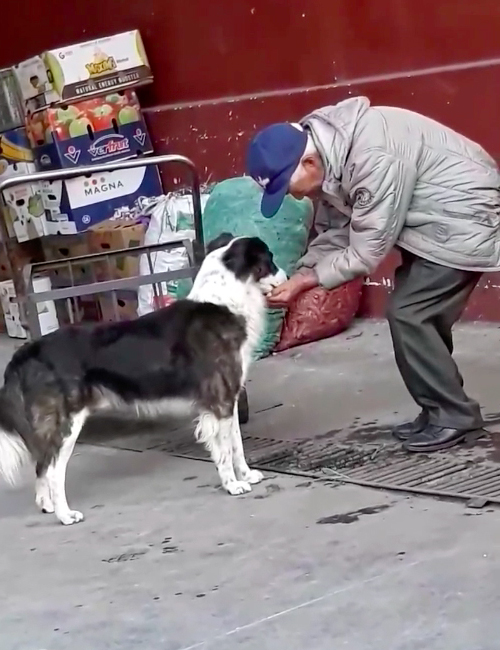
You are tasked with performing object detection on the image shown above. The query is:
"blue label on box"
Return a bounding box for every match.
[44,164,163,234]
[35,119,153,170]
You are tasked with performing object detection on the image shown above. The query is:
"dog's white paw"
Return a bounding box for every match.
[36,493,55,514]
[35,479,55,513]
[224,480,252,496]
[58,510,85,526]
[239,469,264,485]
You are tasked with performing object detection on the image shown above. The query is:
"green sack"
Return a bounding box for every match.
[202,177,314,358]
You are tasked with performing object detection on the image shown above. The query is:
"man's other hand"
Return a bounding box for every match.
[266,271,318,308]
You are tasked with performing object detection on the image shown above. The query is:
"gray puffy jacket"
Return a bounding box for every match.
[296,96,500,289]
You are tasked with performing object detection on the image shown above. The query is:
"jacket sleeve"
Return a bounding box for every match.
[313,150,417,289]
[295,200,350,272]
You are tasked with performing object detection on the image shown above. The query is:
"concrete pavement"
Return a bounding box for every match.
[1,321,500,649]
[2,446,500,650]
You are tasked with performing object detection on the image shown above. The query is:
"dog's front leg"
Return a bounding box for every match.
[231,403,264,485]
[196,413,252,495]
[35,472,55,513]
[215,416,252,495]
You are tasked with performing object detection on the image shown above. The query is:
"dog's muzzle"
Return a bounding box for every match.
[259,268,288,295]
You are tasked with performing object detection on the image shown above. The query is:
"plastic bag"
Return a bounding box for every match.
[137,193,209,315]
[202,177,314,358]
[275,278,363,352]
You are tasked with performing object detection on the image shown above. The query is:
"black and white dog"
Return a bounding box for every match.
[0,234,287,525]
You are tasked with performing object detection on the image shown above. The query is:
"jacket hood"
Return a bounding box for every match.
[300,96,371,182]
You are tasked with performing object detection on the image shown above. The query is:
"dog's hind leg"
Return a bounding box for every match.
[195,412,252,496]
[231,402,264,485]
[35,465,54,514]
[46,408,89,525]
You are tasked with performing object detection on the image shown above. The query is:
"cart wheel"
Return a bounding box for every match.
[238,387,250,424]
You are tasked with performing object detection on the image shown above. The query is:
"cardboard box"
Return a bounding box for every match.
[88,218,146,280]
[98,289,138,322]
[0,275,59,339]
[41,234,101,324]
[42,163,163,234]
[12,56,60,114]
[0,68,24,133]
[0,239,44,283]
[45,30,152,103]
[0,248,10,280]
[26,90,153,169]
[0,127,50,242]
[41,233,92,284]
[2,170,50,242]
[14,31,152,112]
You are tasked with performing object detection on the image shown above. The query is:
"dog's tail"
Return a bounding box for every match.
[0,380,31,485]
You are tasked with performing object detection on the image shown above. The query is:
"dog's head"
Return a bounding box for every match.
[206,232,287,294]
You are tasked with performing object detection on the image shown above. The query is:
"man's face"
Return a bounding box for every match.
[288,154,325,200]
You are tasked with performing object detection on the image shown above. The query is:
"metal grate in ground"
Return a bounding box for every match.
[110,428,500,507]
[82,417,500,507]
[249,438,500,506]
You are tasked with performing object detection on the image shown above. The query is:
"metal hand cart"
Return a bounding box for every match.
[0,155,250,423]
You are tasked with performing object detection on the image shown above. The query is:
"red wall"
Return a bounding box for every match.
[3,0,500,319]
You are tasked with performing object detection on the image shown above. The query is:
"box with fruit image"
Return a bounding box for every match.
[0,126,50,242]
[13,31,152,111]
[26,90,152,170]
[46,30,152,104]
[42,164,163,234]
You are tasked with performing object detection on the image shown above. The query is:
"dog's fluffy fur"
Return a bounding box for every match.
[0,234,287,525]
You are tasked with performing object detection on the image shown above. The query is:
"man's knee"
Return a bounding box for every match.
[386,294,402,325]
[386,296,415,329]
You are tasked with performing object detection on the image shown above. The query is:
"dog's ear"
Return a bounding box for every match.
[206,232,235,254]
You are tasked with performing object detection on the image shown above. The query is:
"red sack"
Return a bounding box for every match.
[274,278,363,352]
[153,295,176,310]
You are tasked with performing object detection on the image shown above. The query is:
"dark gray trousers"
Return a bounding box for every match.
[387,249,484,430]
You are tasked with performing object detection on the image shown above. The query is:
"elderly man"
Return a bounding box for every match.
[246,96,500,452]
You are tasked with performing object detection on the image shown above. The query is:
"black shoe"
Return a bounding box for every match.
[392,412,428,441]
[402,425,469,452]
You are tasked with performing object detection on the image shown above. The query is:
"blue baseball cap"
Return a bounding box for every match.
[246,123,308,218]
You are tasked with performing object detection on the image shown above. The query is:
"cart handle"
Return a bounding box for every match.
[0,153,205,258]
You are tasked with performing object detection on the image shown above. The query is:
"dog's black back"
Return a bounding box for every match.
[86,300,246,402]
[4,300,246,471]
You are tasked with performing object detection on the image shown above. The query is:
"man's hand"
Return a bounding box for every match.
[267,271,318,308]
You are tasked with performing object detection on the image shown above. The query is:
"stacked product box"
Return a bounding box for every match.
[0,30,162,331]
[88,216,147,320]
[0,238,45,333]
[10,30,162,237]
[42,216,148,324]
[26,90,153,170]
[13,30,153,113]
[41,234,101,325]
[0,69,24,133]
[40,161,161,235]
[39,216,144,333]
[98,289,139,322]
[88,216,147,280]
[0,68,50,243]
[0,127,50,241]
[0,275,59,339]
[0,238,44,280]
